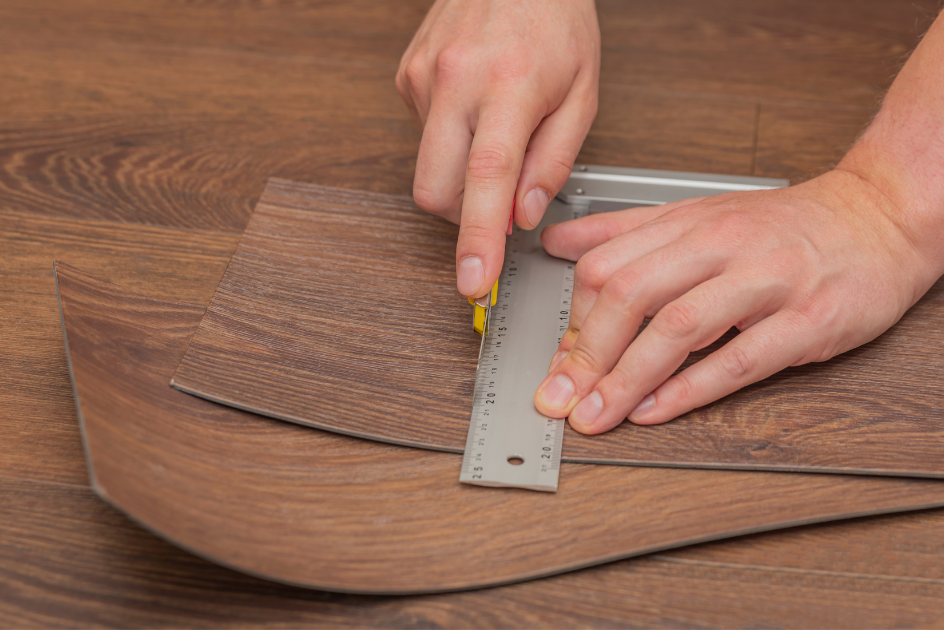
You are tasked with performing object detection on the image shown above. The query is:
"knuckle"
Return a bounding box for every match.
[457,221,495,246]
[433,46,470,83]
[487,52,532,84]
[603,368,630,398]
[467,145,515,184]
[412,181,456,216]
[543,155,576,191]
[403,57,428,94]
[574,254,613,292]
[718,344,754,380]
[394,68,408,97]
[653,300,701,340]
[413,187,447,215]
[671,372,696,402]
[796,297,836,328]
[602,268,644,305]
[566,345,604,376]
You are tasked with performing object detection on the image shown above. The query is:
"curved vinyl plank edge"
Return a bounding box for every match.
[56,262,944,594]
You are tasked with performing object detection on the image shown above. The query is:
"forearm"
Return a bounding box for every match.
[840,11,944,277]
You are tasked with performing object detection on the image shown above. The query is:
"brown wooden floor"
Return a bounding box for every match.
[3,0,944,626]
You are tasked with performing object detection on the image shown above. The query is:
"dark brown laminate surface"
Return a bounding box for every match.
[173,180,944,477]
[0,210,239,486]
[5,213,944,625]
[4,1,933,231]
[4,0,944,624]
[56,262,944,594]
[5,478,944,628]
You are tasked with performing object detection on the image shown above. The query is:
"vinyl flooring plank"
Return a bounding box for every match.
[4,475,944,629]
[0,210,239,486]
[173,180,944,478]
[664,508,944,581]
[56,262,944,594]
[4,0,943,623]
[7,238,943,625]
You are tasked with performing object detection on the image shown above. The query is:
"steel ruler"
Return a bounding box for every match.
[459,165,787,492]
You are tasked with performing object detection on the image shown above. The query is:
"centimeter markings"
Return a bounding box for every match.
[544,261,575,474]
[459,166,787,491]
[461,257,512,483]
[558,262,575,345]
[460,201,585,492]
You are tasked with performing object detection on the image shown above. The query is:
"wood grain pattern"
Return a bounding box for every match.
[7,214,944,626]
[0,210,239,486]
[0,93,757,232]
[5,477,944,628]
[754,103,875,181]
[173,180,944,477]
[57,262,944,594]
[597,0,939,107]
[578,87,757,175]
[7,0,929,231]
[5,0,944,624]
[0,1,761,231]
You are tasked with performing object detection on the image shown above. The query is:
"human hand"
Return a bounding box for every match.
[396,0,600,298]
[532,169,942,433]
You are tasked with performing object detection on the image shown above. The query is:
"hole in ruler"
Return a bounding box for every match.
[507,456,525,466]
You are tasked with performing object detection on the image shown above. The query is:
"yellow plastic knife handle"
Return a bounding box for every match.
[472,303,488,335]
[469,279,499,334]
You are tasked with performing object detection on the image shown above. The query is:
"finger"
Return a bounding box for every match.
[626,310,810,426]
[413,98,473,224]
[395,50,421,125]
[395,48,431,126]
[541,197,706,261]
[513,72,598,230]
[394,0,448,125]
[560,274,788,432]
[534,242,727,418]
[559,214,695,351]
[456,100,542,297]
[395,76,423,128]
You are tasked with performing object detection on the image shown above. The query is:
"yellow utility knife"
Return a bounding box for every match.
[469,279,499,335]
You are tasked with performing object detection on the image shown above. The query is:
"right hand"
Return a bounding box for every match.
[396,0,600,298]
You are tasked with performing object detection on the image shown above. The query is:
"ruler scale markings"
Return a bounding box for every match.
[460,200,586,492]
[459,165,787,492]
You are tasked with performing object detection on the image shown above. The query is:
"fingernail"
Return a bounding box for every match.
[538,374,576,410]
[523,188,550,227]
[548,350,568,373]
[456,256,484,296]
[570,391,603,428]
[629,394,655,420]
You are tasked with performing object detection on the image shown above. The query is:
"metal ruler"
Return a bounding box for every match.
[459,165,787,492]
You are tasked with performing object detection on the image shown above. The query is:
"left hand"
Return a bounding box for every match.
[533,169,941,433]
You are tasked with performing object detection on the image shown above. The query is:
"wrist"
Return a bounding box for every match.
[837,139,944,281]
[834,12,944,279]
